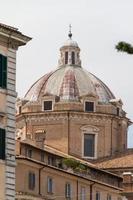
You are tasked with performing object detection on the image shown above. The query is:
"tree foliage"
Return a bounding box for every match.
[116,41,133,54]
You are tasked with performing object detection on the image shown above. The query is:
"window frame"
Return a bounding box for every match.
[82,132,97,159]
[84,101,95,112]
[96,191,100,200]
[80,186,86,200]
[43,100,53,111]
[26,149,32,158]
[41,152,45,162]
[65,182,71,199]
[107,194,112,200]
[28,172,35,190]
[47,177,53,194]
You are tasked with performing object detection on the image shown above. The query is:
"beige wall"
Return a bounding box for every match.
[16,159,122,200]
[17,111,128,160]
[0,162,5,200]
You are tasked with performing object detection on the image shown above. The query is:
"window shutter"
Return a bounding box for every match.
[0,128,6,160]
[0,54,7,88]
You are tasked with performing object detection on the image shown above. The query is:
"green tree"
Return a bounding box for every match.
[116,41,133,54]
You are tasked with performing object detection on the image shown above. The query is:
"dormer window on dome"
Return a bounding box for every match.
[43,100,53,111]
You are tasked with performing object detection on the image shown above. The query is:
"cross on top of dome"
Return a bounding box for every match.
[68,24,72,39]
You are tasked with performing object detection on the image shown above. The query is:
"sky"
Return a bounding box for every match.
[0,0,133,146]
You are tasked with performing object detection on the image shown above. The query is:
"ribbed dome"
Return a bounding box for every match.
[25,32,115,103]
[25,65,115,103]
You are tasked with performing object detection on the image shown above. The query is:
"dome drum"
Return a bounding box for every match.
[16,95,125,118]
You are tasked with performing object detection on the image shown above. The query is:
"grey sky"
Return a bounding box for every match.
[0,0,133,145]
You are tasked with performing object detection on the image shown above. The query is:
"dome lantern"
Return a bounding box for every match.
[58,25,81,67]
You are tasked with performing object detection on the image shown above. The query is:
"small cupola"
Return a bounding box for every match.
[58,25,81,67]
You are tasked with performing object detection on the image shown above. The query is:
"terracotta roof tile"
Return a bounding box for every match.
[96,153,133,169]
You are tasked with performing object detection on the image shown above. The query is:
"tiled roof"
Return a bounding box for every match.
[96,153,133,169]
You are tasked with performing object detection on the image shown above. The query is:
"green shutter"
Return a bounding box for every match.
[0,128,5,160]
[0,54,7,88]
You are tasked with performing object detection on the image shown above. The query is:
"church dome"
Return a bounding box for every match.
[25,66,115,102]
[25,29,115,103]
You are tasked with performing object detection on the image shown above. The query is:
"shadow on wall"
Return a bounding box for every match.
[128,125,133,148]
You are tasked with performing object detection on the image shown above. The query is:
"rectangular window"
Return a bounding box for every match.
[80,186,85,200]
[107,194,111,200]
[47,177,53,193]
[96,192,100,200]
[84,134,95,157]
[41,152,45,162]
[43,101,52,111]
[0,128,5,160]
[48,155,55,166]
[26,149,32,158]
[65,51,68,64]
[0,54,7,89]
[65,183,71,199]
[28,172,35,190]
[85,101,94,112]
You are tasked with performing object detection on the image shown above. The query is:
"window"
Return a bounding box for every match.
[96,192,100,200]
[47,177,53,193]
[85,101,94,112]
[26,149,32,158]
[41,152,45,162]
[48,155,55,166]
[80,186,85,200]
[84,134,95,157]
[0,128,5,160]
[72,51,75,64]
[117,107,120,116]
[65,51,68,64]
[43,101,52,111]
[65,183,71,199]
[28,172,35,190]
[107,194,111,200]
[0,54,7,89]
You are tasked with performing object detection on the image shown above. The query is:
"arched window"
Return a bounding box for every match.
[65,52,68,64]
[72,51,75,64]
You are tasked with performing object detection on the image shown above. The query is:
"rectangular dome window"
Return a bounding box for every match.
[84,133,95,157]
[85,101,94,112]
[43,101,52,111]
